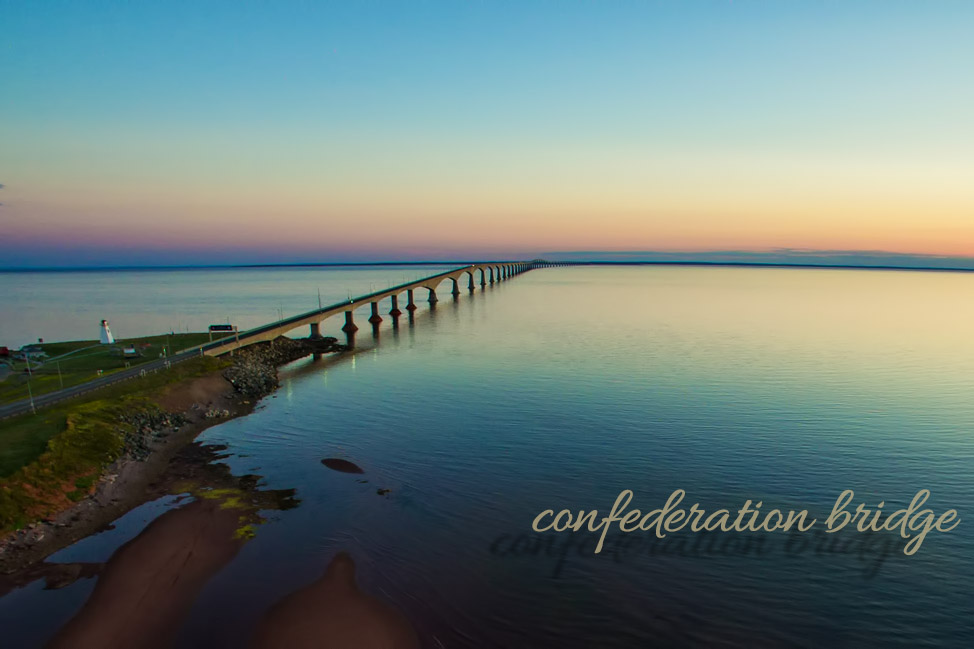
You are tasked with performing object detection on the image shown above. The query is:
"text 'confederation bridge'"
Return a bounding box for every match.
[0,261,569,418]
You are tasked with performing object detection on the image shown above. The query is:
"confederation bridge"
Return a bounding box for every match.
[0,261,569,419]
[197,261,552,356]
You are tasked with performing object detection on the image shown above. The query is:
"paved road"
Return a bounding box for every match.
[0,349,201,421]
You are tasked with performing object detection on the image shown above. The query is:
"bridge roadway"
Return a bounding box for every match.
[0,261,538,419]
[196,261,535,355]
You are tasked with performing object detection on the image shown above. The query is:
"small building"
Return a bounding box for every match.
[122,345,140,358]
[0,347,9,358]
[15,347,46,360]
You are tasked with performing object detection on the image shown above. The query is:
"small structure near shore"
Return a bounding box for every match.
[99,319,115,344]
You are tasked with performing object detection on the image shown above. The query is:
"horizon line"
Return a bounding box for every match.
[3,260,974,274]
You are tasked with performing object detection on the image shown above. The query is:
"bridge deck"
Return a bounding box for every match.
[194,262,530,356]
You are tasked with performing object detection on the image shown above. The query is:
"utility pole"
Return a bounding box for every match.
[57,360,63,389]
[27,378,36,414]
[25,353,36,414]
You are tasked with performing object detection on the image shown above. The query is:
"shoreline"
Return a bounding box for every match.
[0,337,343,576]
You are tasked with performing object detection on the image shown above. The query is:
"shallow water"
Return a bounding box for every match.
[2,266,973,647]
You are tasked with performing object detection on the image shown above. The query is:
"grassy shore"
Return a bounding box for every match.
[0,332,213,405]
[0,355,230,533]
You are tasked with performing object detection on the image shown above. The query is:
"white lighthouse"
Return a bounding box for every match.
[99,319,115,344]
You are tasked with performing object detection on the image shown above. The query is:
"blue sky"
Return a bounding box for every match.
[2,1,973,266]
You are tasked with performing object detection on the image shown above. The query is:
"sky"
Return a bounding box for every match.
[1,1,973,267]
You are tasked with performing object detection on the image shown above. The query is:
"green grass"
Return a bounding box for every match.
[0,332,213,405]
[0,355,231,532]
[0,413,67,478]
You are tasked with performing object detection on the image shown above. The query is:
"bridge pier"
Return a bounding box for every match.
[368,301,383,324]
[183,262,538,361]
[342,311,359,333]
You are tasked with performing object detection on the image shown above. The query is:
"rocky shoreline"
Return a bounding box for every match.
[224,335,347,398]
[0,336,345,576]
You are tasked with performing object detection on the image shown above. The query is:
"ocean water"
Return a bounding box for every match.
[1,265,973,647]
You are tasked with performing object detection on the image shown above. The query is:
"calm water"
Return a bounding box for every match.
[1,266,973,647]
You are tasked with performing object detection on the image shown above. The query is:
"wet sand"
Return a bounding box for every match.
[251,552,419,649]
[41,502,419,649]
[46,498,250,649]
